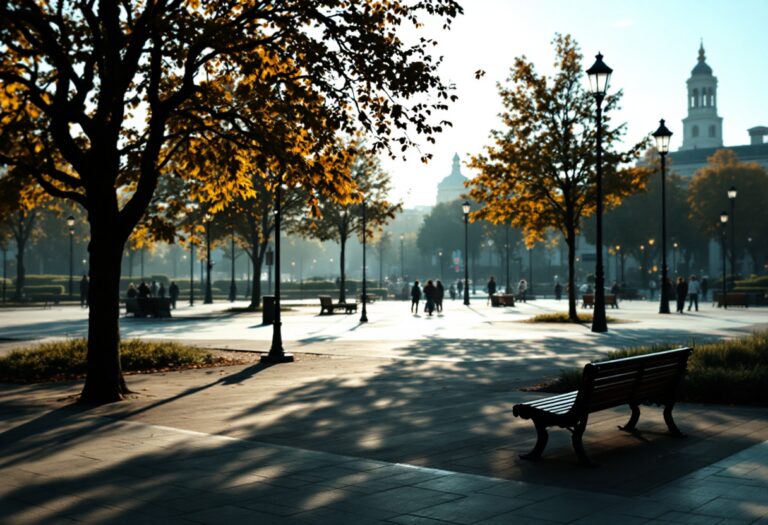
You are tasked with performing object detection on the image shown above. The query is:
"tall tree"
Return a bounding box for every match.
[688,149,768,275]
[0,1,461,402]
[417,198,483,277]
[294,146,401,303]
[468,34,648,321]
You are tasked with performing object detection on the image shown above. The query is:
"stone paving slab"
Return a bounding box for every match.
[1,407,767,525]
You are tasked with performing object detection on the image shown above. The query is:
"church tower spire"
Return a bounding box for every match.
[681,42,723,150]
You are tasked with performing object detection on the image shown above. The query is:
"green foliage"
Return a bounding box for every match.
[0,339,230,383]
[526,312,619,323]
[540,332,768,405]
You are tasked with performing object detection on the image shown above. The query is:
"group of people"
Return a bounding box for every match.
[126,280,180,309]
[673,275,703,313]
[410,279,445,316]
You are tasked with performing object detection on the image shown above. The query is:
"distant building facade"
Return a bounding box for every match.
[669,44,768,178]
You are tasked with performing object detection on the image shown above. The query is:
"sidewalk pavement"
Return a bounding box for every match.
[1,299,768,523]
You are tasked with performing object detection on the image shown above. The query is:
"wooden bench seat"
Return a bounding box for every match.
[319,295,358,315]
[490,294,515,307]
[512,347,693,465]
[581,293,618,309]
[714,292,749,308]
[125,297,172,317]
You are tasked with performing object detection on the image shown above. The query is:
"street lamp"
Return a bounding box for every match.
[360,199,368,323]
[66,215,75,299]
[399,234,405,281]
[262,180,294,363]
[586,52,612,333]
[462,201,471,305]
[189,243,195,306]
[266,245,274,295]
[203,214,213,304]
[653,118,673,314]
[720,211,729,308]
[728,186,737,289]
[438,249,444,281]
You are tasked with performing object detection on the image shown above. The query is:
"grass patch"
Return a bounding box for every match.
[0,339,243,384]
[525,312,622,323]
[538,332,768,405]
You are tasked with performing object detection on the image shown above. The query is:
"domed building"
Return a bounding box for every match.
[436,153,469,204]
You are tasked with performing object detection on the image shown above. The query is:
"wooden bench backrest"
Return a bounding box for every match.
[319,296,332,306]
[574,347,693,414]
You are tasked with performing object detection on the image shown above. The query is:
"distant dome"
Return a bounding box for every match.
[691,43,712,76]
[436,153,468,204]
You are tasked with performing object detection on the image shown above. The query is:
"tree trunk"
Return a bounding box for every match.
[80,224,129,404]
[14,236,25,302]
[565,221,578,322]
[339,238,347,303]
[248,234,268,309]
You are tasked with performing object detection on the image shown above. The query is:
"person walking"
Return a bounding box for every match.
[138,281,151,298]
[517,278,527,303]
[457,279,464,297]
[700,276,709,301]
[150,280,159,297]
[554,281,562,301]
[423,279,437,317]
[675,276,688,314]
[486,276,497,305]
[79,274,89,308]
[449,282,456,300]
[410,280,422,314]
[435,280,445,313]
[687,275,700,312]
[169,281,180,309]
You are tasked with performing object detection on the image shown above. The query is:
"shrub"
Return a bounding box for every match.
[0,339,237,383]
[22,284,65,296]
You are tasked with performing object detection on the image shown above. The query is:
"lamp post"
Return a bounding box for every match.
[615,245,624,284]
[652,119,673,314]
[228,231,237,302]
[203,214,213,304]
[462,200,471,306]
[2,243,7,303]
[360,200,368,323]
[262,180,294,363]
[189,243,195,306]
[586,52,612,333]
[672,242,679,278]
[438,250,444,281]
[66,215,75,299]
[728,186,737,289]
[399,234,405,281]
[720,211,728,308]
[505,223,511,293]
[266,245,274,295]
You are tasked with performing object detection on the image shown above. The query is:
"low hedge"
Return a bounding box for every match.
[22,284,65,295]
[540,331,768,405]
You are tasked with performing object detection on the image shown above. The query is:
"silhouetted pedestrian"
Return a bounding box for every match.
[423,279,437,316]
[138,281,150,298]
[676,276,688,313]
[554,281,562,301]
[79,274,89,308]
[150,280,158,297]
[701,277,709,301]
[457,279,464,296]
[517,279,527,303]
[158,282,166,298]
[449,283,456,300]
[126,283,138,298]
[410,280,422,314]
[169,281,180,309]
[486,276,497,305]
[687,275,700,312]
[436,280,445,313]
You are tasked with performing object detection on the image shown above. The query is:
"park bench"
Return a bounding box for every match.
[714,292,749,308]
[318,295,358,315]
[125,297,172,318]
[28,293,62,308]
[581,293,618,309]
[359,293,377,304]
[490,294,516,307]
[512,347,693,465]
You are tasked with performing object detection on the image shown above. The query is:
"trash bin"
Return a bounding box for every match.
[262,295,275,325]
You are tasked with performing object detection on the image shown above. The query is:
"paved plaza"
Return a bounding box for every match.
[1,298,767,524]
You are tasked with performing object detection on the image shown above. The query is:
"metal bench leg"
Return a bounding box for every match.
[520,419,548,461]
[663,403,685,438]
[619,403,640,433]
[572,418,594,466]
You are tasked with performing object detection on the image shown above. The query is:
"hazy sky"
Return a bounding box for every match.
[383,0,768,208]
